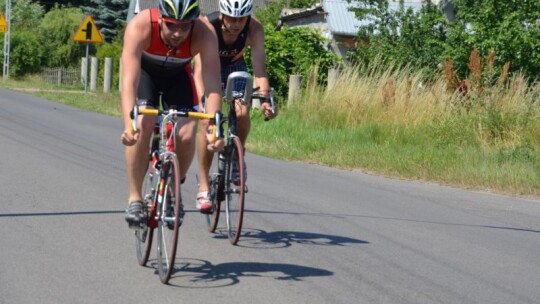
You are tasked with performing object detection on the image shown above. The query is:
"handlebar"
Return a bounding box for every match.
[224,72,276,121]
[130,105,223,138]
[252,87,276,121]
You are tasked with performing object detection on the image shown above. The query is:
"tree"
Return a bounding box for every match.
[1,0,44,30]
[348,0,448,75]
[82,0,129,42]
[0,0,45,77]
[33,1,93,11]
[348,0,540,80]
[249,25,339,98]
[444,0,540,79]
[38,5,87,68]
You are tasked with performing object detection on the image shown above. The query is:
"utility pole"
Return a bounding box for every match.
[3,0,11,79]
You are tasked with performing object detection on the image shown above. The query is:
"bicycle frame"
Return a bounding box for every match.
[131,105,222,283]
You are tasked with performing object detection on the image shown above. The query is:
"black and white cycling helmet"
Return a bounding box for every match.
[219,0,253,18]
[159,0,200,21]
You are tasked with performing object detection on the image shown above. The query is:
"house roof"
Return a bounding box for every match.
[322,0,362,37]
[280,5,325,23]
[323,0,423,37]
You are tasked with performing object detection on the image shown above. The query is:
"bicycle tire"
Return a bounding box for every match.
[206,152,222,232]
[135,162,156,266]
[156,153,182,284]
[224,137,245,245]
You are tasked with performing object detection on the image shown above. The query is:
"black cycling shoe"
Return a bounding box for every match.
[125,200,144,228]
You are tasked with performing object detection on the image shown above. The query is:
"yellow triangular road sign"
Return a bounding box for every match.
[73,15,103,43]
[0,12,8,33]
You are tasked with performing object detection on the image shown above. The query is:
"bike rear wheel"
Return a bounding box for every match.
[135,162,156,266]
[156,153,182,284]
[224,137,245,245]
[206,152,222,232]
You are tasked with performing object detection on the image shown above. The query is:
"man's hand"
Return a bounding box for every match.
[205,125,225,151]
[121,128,139,146]
[261,102,277,120]
[207,137,224,152]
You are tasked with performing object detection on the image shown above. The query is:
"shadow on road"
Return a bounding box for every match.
[213,228,370,249]
[156,258,334,288]
[0,210,123,217]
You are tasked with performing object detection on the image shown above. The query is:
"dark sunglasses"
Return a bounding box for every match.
[223,15,248,24]
[163,19,193,32]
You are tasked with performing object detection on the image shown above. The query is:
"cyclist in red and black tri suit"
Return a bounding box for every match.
[120,0,224,224]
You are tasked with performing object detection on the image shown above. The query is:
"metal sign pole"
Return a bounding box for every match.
[84,43,89,95]
[3,0,11,79]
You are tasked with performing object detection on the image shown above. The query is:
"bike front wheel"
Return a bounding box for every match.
[156,153,182,284]
[224,137,245,245]
[206,152,222,233]
[135,161,156,266]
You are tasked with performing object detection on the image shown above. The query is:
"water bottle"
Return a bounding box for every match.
[218,153,225,173]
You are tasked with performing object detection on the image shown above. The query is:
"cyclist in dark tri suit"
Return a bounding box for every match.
[120,0,224,224]
[193,0,277,212]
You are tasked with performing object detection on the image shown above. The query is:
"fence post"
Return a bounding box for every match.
[287,75,302,108]
[104,57,113,93]
[118,59,122,92]
[81,57,87,84]
[327,68,339,91]
[57,68,63,86]
[90,57,98,92]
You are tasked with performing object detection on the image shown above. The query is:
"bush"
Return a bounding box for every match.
[9,31,44,77]
[245,26,339,99]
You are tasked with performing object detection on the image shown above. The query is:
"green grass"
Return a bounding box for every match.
[249,64,540,199]
[2,69,539,199]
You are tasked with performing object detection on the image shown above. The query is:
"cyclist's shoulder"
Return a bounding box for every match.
[247,17,265,40]
[249,16,264,30]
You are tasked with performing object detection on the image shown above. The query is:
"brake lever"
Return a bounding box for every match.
[264,88,276,122]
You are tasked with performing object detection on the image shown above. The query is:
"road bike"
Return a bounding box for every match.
[204,71,275,245]
[130,105,222,284]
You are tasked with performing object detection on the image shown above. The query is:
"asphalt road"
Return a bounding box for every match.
[1,89,539,304]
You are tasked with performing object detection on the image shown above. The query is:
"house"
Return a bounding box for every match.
[278,0,455,57]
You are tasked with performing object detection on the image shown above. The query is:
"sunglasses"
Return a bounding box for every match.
[162,19,193,32]
[223,15,248,24]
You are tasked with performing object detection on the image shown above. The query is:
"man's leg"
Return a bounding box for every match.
[175,119,198,181]
[124,113,155,226]
[196,120,213,192]
[235,101,251,148]
[126,114,155,203]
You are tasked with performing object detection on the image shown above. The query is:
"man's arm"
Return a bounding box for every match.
[249,18,276,119]
[192,16,209,109]
[249,19,270,93]
[191,16,224,150]
[120,10,151,145]
[192,54,205,109]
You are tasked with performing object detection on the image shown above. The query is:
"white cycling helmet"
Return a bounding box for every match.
[219,0,253,18]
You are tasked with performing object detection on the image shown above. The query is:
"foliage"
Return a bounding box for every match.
[348,0,540,80]
[1,0,44,30]
[35,0,93,11]
[246,26,339,99]
[444,0,540,79]
[0,0,45,77]
[82,0,130,42]
[38,5,87,68]
[8,31,44,77]
[348,1,448,74]
[96,41,124,88]
[255,0,316,27]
